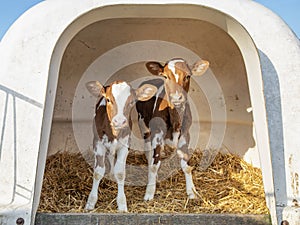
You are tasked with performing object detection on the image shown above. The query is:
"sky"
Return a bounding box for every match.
[0,0,299,41]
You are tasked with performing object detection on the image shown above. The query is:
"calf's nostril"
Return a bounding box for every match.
[171,93,183,101]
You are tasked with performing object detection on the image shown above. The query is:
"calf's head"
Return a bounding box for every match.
[146,58,209,110]
[86,80,157,135]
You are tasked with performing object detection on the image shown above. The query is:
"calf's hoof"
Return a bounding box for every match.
[85,195,97,210]
[144,193,154,201]
[144,185,155,201]
[85,202,95,211]
[118,204,128,212]
[187,187,199,199]
[188,192,196,199]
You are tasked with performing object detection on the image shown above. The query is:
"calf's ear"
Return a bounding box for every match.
[85,81,104,98]
[136,84,157,101]
[146,61,164,76]
[191,59,209,76]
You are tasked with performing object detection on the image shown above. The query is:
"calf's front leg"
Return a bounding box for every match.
[144,130,163,201]
[85,140,106,210]
[177,134,196,199]
[114,137,129,212]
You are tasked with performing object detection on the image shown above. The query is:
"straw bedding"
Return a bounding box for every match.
[38,148,269,214]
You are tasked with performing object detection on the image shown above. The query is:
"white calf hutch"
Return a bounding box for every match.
[0,0,299,225]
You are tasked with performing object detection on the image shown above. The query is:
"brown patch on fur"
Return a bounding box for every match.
[153,145,163,164]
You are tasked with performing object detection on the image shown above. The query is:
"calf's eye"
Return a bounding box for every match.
[184,75,191,81]
[160,73,168,79]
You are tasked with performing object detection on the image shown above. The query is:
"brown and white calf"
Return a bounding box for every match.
[136,58,209,200]
[85,80,157,211]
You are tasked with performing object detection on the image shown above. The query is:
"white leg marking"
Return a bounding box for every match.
[107,139,118,178]
[114,136,129,212]
[85,141,106,210]
[85,165,105,210]
[145,141,152,163]
[114,146,129,212]
[108,152,115,179]
[144,159,161,201]
[177,136,189,161]
[181,159,196,199]
[144,131,164,201]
